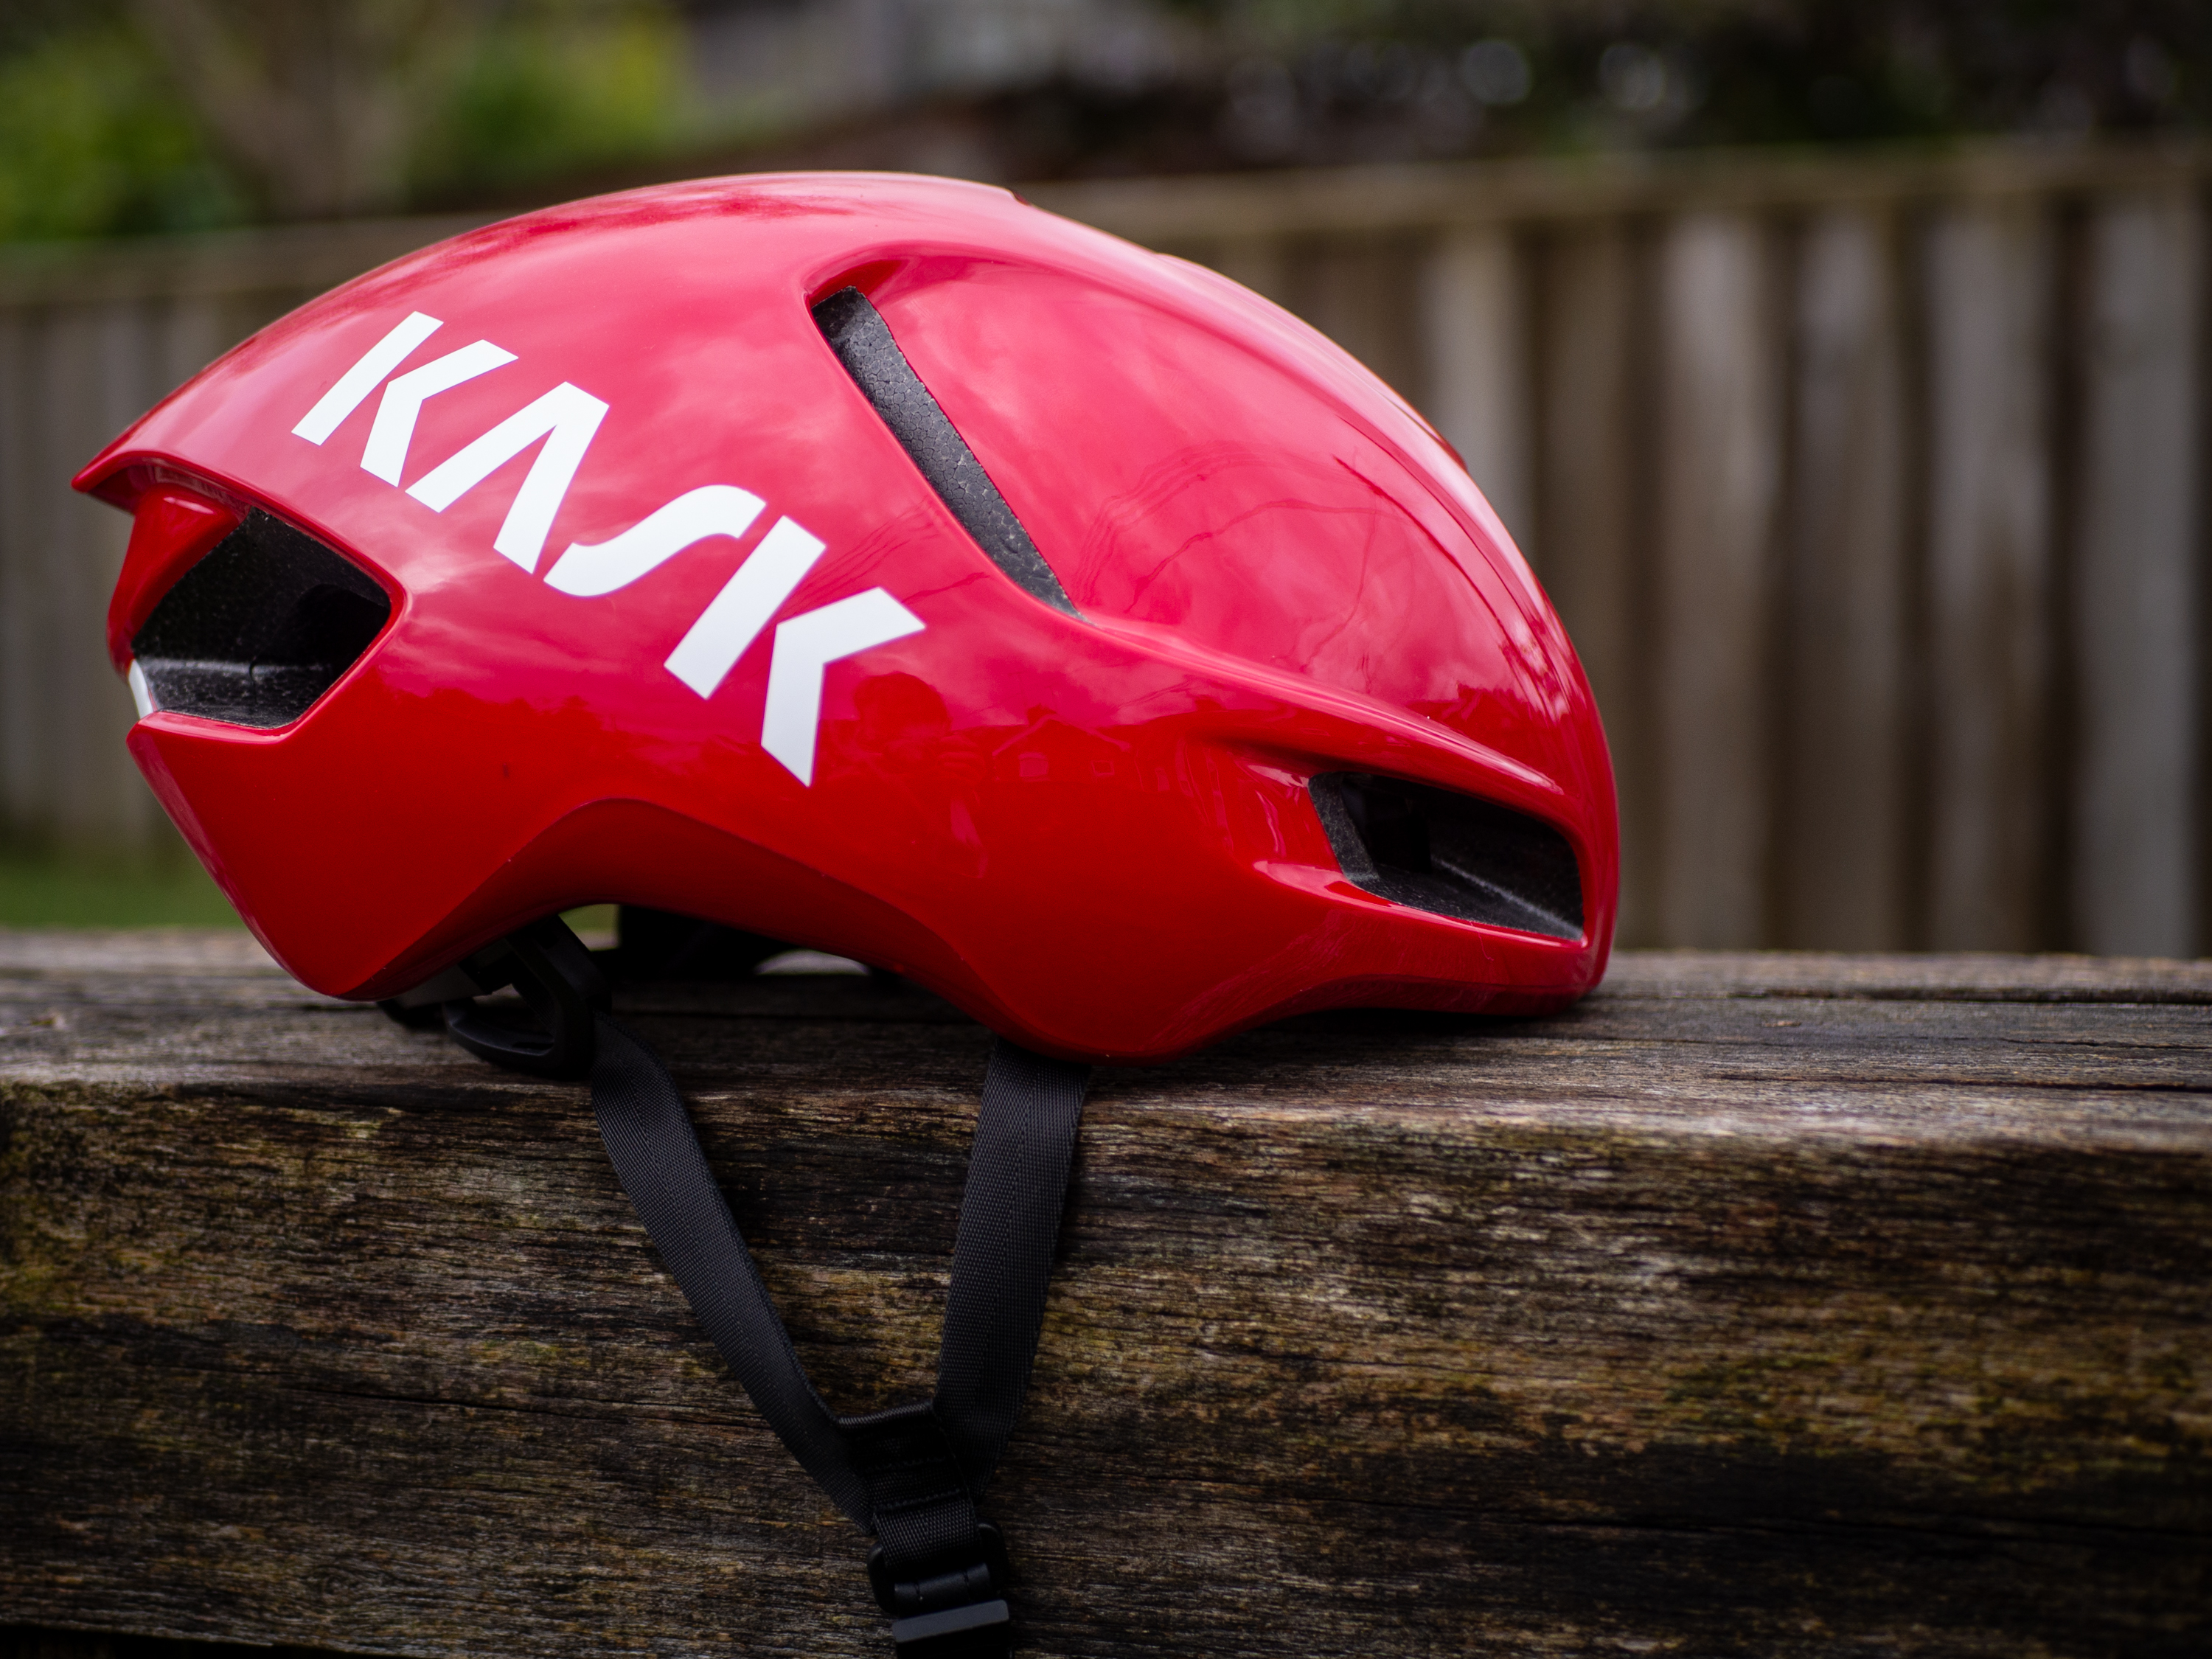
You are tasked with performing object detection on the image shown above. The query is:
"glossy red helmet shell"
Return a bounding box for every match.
[77,173,1617,1063]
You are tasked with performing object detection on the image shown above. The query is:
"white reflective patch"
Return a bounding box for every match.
[754,949,869,977]
[406,381,609,573]
[293,311,443,445]
[126,659,155,719]
[759,588,925,785]
[662,517,827,698]
[359,339,516,484]
[543,484,767,598]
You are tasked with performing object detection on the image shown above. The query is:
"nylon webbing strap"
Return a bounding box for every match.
[587,1013,1088,1653]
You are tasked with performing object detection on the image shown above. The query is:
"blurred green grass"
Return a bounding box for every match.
[0,853,624,943]
[0,851,242,928]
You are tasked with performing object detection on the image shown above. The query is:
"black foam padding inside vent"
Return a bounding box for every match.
[132,509,390,729]
[1310,772,1584,940]
[813,285,1077,616]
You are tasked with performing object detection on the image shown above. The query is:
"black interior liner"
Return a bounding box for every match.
[132,509,390,729]
[1309,772,1584,940]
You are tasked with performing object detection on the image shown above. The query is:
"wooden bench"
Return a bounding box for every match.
[4,933,2207,1657]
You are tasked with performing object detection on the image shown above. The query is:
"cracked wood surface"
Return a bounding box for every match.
[2,933,2208,1658]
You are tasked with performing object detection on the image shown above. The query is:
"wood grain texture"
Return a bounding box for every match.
[4,937,2208,1658]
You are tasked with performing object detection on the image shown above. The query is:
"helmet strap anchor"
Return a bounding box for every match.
[394,917,1088,1655]
[379,914,608,1079]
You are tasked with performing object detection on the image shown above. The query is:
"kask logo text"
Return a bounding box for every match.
[291,310,922,786]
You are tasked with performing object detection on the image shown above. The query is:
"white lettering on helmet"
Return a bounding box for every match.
[543,485,766,598]
[759,589,925,785]
[406,381,609,573]
[288,313,930,785]
[291,312,444,444]
[360,340,517,484]
[662,516,827,698]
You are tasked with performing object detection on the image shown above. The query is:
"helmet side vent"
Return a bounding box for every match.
[813,285,1079,616]
[1310,773,1584,941]
[131,510,390,730]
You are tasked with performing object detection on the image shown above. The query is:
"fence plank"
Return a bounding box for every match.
[1924,204,2056,951]
[0,308,35,845]
[1204,235,1291,307]
[43,305,152,854]
[2070,193,2204,959]
[1534,223,1650,942]
[1653,213,1782,946]
[1779,208,1910,949]
[1286,236,1422,400]
[1418,226,1531,546]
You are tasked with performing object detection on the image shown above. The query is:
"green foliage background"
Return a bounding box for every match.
[0,1,694,242]
[1,1,2203,243]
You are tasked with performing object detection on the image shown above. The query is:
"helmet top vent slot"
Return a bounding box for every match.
[813,285,1078,616]
[1311,772,1585,941]
[131,509,390,729]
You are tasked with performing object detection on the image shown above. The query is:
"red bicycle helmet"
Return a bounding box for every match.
[77,173,1618,1654]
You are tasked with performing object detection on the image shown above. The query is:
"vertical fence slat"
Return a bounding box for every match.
[2070,193,2203,959]
[1654,213,1782,947]
[1534,223,1650,942]
[1290,237,1423,402]
[1924,204,2056,951]
[52,302,150,853]
[1208,237,1291,308]
[1419,227,1531,547]
[1780,207,1910,948]
[0,306,36,844]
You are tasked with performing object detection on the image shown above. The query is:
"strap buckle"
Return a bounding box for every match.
[867,1520,1013,1657]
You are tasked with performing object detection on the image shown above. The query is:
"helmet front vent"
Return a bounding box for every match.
[812,285,1079,616]
[1311,773,1585,941]
[131,510,390,729]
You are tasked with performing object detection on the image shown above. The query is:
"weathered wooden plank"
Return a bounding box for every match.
[3,940,2207,1658]
[2070,192,2203,959]
[1780,207,1910,949]
[1653,213,1782,947]
[1533,223,1649,945]
[1417,226,1531,546]
[1923,204,2056,951]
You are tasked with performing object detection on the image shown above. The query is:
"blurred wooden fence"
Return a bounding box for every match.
[4,147,2207,954]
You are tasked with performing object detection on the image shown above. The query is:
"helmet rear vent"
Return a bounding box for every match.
[1310,773,1584,941]
[813,285,1078,616]
[131,509,390,730]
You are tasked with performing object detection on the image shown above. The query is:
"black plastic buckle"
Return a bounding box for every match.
[866,1520,1013,1656]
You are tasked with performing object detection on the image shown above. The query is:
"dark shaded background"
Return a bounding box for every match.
[1,0,2205,240]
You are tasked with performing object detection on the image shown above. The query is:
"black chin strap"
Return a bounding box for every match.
[394,921,1088,1657]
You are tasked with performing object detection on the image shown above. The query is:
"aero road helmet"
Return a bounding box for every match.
[77,173,1618,1657]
